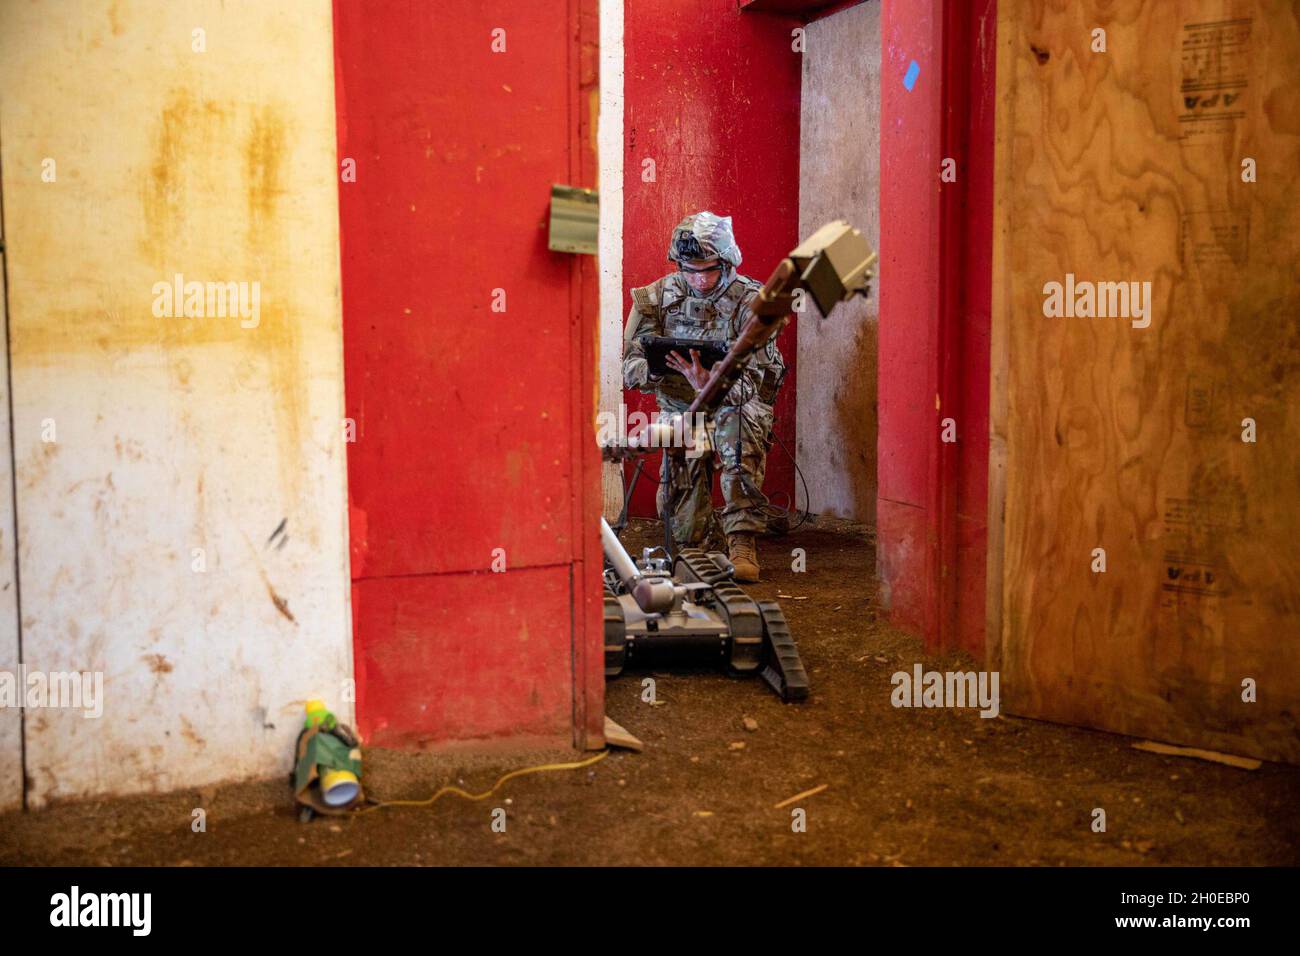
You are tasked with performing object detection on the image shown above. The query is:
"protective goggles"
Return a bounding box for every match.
[678,261,725,275]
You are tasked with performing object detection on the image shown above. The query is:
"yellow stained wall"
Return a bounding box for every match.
[0,0,352,807]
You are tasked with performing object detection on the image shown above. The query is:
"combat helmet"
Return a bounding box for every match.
[667,211,742,268]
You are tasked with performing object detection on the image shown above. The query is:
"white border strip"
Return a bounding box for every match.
[597,0,625,518]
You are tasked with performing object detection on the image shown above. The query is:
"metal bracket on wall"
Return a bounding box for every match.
[548,184,598,255]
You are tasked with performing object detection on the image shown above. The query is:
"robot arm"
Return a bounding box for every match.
[687,221,876,419]
[601,516,676,614]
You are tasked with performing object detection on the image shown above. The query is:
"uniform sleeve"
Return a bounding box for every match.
[622,292,659,392]
[722,288,769,407]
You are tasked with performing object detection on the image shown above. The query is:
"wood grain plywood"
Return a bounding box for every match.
[993,0,1300,761]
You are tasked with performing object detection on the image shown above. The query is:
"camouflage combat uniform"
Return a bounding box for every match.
[622,213,785,549]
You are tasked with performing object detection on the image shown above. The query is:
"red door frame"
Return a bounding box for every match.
[878,0,996,655]
[569,0,604,748]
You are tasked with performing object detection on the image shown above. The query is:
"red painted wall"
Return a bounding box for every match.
[877,0,995,655]
[333,0,603,749]
[622,0,803,519]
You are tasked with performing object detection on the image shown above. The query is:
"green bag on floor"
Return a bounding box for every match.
[292,709,364,817]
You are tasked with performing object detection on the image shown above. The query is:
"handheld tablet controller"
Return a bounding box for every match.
[638,335,729,379]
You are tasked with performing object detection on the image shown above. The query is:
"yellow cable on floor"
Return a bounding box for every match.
[355,749,609,815]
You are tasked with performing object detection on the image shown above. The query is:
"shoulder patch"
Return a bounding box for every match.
[630,286,654,315]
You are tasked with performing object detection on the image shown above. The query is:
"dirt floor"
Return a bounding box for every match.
[2,518,1298,866]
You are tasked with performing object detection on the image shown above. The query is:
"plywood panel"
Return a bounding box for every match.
[955,0,999,656]
[993,0,1300,761]
[877,0,940,635]
[334,0,584,581]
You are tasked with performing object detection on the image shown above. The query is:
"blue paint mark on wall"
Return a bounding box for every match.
[903,60,920,91]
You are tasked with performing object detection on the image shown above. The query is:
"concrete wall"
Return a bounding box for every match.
[0,0,352,807]
[797,1,881,521]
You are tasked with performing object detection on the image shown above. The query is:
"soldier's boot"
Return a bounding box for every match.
[727,532,760,583]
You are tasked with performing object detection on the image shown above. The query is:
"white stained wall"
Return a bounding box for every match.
[798,1,882,522]
[0,0,353,808]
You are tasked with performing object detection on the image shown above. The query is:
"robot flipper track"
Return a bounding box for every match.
[755,600,810,702]
[677,549,810,702]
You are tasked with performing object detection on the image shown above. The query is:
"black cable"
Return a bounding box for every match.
[768,423,814,532]
[729,368,814,534]
[613,457,645,533]
[735,406,813,533]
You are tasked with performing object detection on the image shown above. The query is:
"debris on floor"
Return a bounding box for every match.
[1131,740,1262,771]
